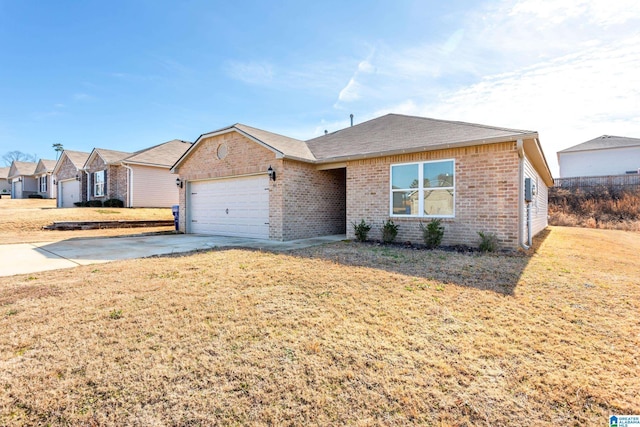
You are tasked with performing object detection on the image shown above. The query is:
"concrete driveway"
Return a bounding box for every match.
[0,234,346,277]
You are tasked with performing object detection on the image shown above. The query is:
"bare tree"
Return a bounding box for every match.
[2,151,38,166]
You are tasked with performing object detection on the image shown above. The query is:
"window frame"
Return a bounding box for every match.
[389,159,456,218]
[94,170,105,197]
[39,176,47,193]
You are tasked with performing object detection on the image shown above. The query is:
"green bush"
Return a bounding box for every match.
[86,200,103,207]
[381,219,399,243]
[352,219,372,242]
[478,231,499,252]
[420,219,444,249]
[73,201,85,207]
[104,198,124,208]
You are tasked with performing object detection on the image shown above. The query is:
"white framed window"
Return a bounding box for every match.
[94,170,105,197]
[390,159,455,218]
[39,176,47,192]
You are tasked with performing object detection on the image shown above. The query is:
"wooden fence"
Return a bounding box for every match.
[555,174,640,189]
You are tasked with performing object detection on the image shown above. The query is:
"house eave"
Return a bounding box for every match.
[312,133,539,164]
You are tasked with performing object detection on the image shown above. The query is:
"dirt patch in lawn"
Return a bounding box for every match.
[0,226,638,425]
[0,198,174,244]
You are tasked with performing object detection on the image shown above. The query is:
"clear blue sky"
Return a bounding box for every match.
[1,0,639,175]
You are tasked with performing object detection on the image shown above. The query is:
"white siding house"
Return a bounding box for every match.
[121,139,191,208]
[558,135,640,178]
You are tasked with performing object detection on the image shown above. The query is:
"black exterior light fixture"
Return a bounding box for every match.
[175,177,183,188]
[267,166,276,181]
[75,174,81,181]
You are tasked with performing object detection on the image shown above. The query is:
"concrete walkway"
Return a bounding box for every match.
[0,234,346,277]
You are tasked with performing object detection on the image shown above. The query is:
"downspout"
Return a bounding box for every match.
[121,163,133,208]
[517,139,530,250]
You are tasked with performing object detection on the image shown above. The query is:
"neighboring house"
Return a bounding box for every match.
[84,148,133,204]
[0,167,10,196]
[171,114,554,250]
[34,159,57,199]
[81,141,191,208]
[120,139,192,207]
[7,161,38,199]
[52,150,90,207]
[558,135,640,178]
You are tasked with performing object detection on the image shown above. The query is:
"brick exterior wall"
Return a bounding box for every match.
[280,161,346,240]
[55,156,87,203]
[175,131,279,236]
[346,141,521,250]
[86,156,128,203]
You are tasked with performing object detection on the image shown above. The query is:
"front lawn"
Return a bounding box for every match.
[1,226,638,425]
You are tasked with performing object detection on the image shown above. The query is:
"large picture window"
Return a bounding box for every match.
[390,160,455,217]
[94,170,105,197]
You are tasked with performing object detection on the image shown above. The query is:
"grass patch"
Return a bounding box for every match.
[0,226,638,424]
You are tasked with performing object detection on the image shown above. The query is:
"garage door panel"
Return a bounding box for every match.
[61,180,80,208]
[188,176,269,239]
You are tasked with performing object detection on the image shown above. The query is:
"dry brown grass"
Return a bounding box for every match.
[1,223,638,425]
[0,198,174,244]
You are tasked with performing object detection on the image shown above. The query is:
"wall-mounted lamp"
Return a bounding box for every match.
[18,177,22,182]
[175,177,183,188]
[267,166,276,182]
[75,174,81,181]
[53,179,57,185]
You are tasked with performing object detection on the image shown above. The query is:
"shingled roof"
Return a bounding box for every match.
[90,148,133,165]
[558,135,640,153]
[123,140,192,168]
[8,161,37,178]
[306,114,537,161]
[62,150,91,169]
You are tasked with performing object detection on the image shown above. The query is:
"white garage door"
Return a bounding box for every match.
[188,175,269,239]
[61,180,80,208]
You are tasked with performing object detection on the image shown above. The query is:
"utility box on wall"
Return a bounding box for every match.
[524,177,536,202]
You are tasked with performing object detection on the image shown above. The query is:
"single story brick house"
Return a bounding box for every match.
[52,150,91,207]
[80,140,191,208]
[7,161,38,199]
[171,114,553,250]
[34,159,58,199]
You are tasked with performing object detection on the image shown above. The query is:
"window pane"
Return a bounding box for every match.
[424,161,454,188]
[391,164,419,189]
[392,191,419,215]
[424,189,454,216]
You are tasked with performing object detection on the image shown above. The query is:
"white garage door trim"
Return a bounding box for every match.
[187,175,269,239]
[60,179,81,208]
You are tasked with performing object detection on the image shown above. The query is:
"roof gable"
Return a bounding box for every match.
[558,135,640,153]
[0,167,9,180]
[172,124,314,171]
[34,159,57,175]
[123,140,192,168]
[8,161,37,178]
[52,150,91,175]
[84,148,132,169]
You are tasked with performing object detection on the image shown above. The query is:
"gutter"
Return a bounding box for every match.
[517,139,531,250]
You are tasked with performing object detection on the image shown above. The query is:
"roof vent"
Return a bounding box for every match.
[350,114,354,127]
[324,130,328,135]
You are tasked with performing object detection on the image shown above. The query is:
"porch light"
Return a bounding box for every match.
[267,166,276,182]
[175,177,183,188]
[75,174,81,181]
[18,177,22,182]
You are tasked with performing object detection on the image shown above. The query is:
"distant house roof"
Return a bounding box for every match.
[558,135,640,153]
[8,161,38,178]
[306,113,538,161]
[0,167,9,179]
[34,159,57,175]
[63,150,91,169]
[123,139,192,168]
[85,148,133,168]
